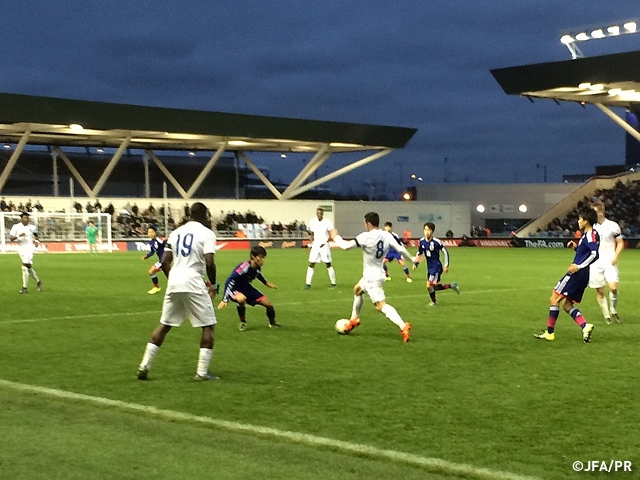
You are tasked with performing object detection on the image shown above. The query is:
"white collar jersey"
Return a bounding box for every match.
[165,221,217,293]
[9,223,38,249]
[355,229,399,280]
[593,218,621,260]
[309,217,333,243]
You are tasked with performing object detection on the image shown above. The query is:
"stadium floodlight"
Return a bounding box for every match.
[476,205,485,213]
[69,123,84,132]
[519,204,528,213]
[3,144,10,149]
[560,19,640,59]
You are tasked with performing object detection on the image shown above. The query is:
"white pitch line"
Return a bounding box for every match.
[0,310,159,325]
[0,378,541,480]
[0,286,549,325]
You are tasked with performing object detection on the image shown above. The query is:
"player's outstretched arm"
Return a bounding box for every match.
[266,282,278,289]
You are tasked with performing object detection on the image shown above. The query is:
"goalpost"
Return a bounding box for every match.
[0,212,113,253]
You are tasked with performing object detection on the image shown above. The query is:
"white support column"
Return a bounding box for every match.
[595,103,640,143]
[147,150,189,199]
[52,149,59,197]
[186,142,228,198]
[281,144,331,200]
[290,148,393,198]
[0,130,30,193]
[234,154,240,199]
[91,137,130,197]
[143,152,150,198]
[237,151,282,199]
[53,146,93,197]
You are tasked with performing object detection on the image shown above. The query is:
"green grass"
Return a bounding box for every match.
[0,248,639,479]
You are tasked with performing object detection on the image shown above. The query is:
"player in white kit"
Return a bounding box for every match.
[304,207,337,289]
[137,202,219,381]
[9,212,42,294]
[330,212,415,342]
[589,202,624,324]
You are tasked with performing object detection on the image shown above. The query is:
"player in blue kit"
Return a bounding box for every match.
[383,222,412,283]
[413,222,460,305]
[142,226,166,295]
[218,245,280,331]
[535,207,599,343]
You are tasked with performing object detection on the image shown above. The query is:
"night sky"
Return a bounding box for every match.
[3,1,640,197]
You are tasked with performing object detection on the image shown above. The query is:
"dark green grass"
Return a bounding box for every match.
[0,248,639,479]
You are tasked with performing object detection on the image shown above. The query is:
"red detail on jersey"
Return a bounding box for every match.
[235,261,250,274]
[589,230,598,243]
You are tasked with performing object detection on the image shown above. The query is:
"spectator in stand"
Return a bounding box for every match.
[183,203,190,219]
[0,197,6,211]
[132,203,139,216]
[34,200,44,212]
[94,199,102,212]
[403,229,412,242]
[17,202,24,212]
[74,202,83,213]
[25,199,32,212]
[148,203,156,216]
[107,203,115,216]
[86,201,94,213]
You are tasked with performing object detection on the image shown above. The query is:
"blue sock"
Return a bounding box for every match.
[151,275,158,287]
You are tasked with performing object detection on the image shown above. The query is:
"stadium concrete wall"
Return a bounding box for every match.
[415,183,579,227]
[333,201,470,238]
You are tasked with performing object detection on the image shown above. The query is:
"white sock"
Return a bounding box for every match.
[609,291,618,314]
[351,295,364,319]
[28,268,40,282]
[327,267,336,285]
[305,267,314,286]
[21,266,29,288]
[197,348,213,376]
[381,303,406,329]
[139,342,160,371]
[597,296,610,319]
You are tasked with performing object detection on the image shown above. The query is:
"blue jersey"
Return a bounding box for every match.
[222,261,267,302]
[385,232,404,261]
[144,237,166,261]
[416,237,449,274]
[573,229,599,269]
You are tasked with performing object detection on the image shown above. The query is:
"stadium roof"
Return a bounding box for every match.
[491,50,640,164]
[0,92,417,199]
[490,50,640,110]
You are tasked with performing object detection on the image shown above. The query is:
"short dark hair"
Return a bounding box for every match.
[20,212,29,218]
[190,202,208,220]
[423,222,436,231]
[384,221,392,228]
[88,220,94,225]
[251,245,267,258]
[364,212,379,227]
[579,207,597,226]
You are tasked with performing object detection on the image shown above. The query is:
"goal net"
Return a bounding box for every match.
[0,212,113,253]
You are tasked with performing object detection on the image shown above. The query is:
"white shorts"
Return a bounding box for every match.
[358,276,386,304]
[308,243,332,264]
[18,248,34,265]
[589,261,619,288]
[160,291,217,328]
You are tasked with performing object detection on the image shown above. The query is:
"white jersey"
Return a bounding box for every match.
[165,221,217,294]
[593,219,621,262]
[9,223,38,249]
[351,229,409,280]
[309,217,333,245]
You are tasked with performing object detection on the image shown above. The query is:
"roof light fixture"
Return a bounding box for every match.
[69,123,84,132]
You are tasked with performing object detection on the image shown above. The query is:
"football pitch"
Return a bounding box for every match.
[1,247,639,479]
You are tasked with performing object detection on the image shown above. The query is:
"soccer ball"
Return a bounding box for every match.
[335,319,350,335]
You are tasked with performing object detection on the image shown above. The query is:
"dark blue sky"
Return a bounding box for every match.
[3,1,640,197]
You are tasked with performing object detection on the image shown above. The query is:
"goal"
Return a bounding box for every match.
[0,212,113,253]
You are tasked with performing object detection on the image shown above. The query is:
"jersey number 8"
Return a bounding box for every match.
[375,240,384,259]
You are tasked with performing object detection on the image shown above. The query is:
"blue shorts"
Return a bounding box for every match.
[385,250,402,262]
[553,269,589,303]
[227,285,265,306]
[427,270,442,285]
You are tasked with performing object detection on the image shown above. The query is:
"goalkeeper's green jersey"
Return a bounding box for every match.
[86,225,98,242]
